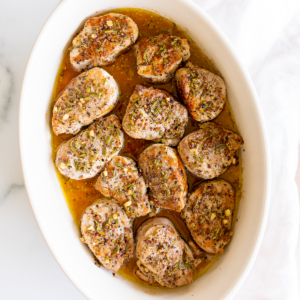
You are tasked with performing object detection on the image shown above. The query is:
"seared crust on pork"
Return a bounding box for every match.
[81,198,134,272]
[178,122,243,179]
[134,34,190,83]
[181,180,235,254]
[122,85,188,146]
[175,62,226,122]
[55,115,124,180]
[138,144,188,212]
[70,13,138,71]
[52,67,119,135]
[135,218,197,287]
[95,156,151,218]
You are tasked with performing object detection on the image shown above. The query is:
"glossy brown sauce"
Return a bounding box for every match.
[51,8,242,287]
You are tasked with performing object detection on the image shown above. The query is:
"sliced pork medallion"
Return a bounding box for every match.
[70,13,139,72]
[134,34,190,83]
[181,180,235,254]
[138,144,188,212]
[55,115,124,180]
[178,122,243,179]
[188,240,205,265]
[80,198,134,272]
[175,62,226,122]
[95,156,151,218]
[52,67,119,135]
[122,85,188,146]
[135,218,197,288]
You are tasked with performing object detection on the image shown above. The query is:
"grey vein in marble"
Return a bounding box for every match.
[1,183,25,205]
[0,63,14,128]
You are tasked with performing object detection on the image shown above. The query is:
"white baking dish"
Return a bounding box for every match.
[19,0,271,299]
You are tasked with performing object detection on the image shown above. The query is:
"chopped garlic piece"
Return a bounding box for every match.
[91,33,97,39]
[63,114,69,121]
[80,98,84,103]
[113,214,118,219]
[124,201,132,207]
[103,170,108,176]
[190,148,197,155]
[54,106,58,112]
[87,225,94,231]
[80,237,85,243]
[223,219,228,224]
[89,130,95,137]
[107,20,113,27]
[210,213,216,220]
[225,209,231,216]
[60,162,66,169]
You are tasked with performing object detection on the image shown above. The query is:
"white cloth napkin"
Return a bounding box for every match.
[191,0,300,298]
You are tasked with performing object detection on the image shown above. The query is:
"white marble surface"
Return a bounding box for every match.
[1,0,300,299]
[0,0,85,299]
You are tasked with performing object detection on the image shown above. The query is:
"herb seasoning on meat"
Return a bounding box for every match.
[51,7,243,288]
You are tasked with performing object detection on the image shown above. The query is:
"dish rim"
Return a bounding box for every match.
[19,0,271,299]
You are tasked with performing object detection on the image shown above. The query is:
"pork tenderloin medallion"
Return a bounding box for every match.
[138,144,188,212]
[80,198,134,272]
[52,67,119,135]
[55,114,124,180]
[70,13,139,72]
[95,156,151,218]
[122,85,188,146]
[134,34,190,83]
[135,218,198,287]
[175,62,226,122]
[178,122,243,179]
[181,179,235,254]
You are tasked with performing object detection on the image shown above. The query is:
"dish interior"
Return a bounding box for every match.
[51,7,243,287]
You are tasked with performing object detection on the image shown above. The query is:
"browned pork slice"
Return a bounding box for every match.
[55,115,124,180]
[178,122,243,179]
[181,180,235,254]
[188,240,205,264]
[122,85,188,146]
[175,62,226,122]
[138,144,188,212]
[70,13,139,72]
[80,198,134,272]
[95,156,151,218]
[52,67,119,135]
[135,218,198,288]
[134,34,190,83]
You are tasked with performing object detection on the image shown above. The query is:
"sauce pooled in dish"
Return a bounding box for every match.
[51,8,243,288]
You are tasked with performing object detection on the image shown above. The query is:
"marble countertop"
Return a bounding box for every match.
[0,0,84,299]
[0,0,299,299]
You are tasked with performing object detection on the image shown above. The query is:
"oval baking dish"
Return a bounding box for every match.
[19,0,270,299]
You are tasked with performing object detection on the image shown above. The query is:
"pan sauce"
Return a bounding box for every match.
[51,8,242,287]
